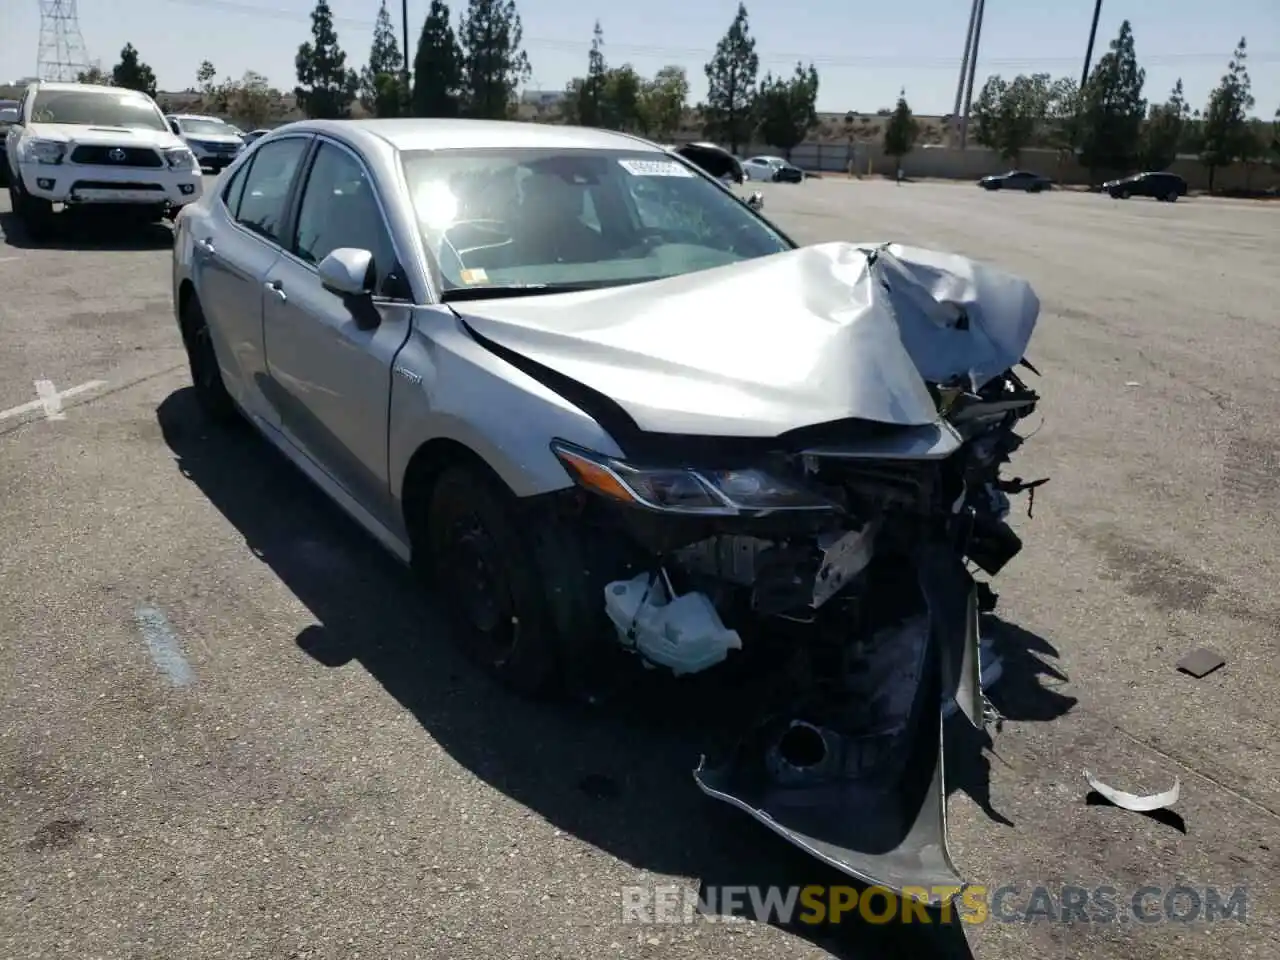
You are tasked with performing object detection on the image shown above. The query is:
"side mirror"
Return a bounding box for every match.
[746,191,764,210]
[318,248,380,329]
[0,108,19,124]
[318,247,375,296]
[168,120,180,134]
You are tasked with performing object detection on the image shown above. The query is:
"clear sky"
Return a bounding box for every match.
[2,0,1277,117]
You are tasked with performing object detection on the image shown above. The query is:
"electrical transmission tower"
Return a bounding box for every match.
[37,0,91,82]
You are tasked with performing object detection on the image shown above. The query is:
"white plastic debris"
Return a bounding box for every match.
[942,634,1003,718]
[1084,771,1181,812]
[603,573,743,676]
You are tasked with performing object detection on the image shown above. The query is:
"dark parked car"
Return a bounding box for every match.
[0,99,17,187]
[1102,171,1187,202]
[674,141,745,183]
[978,170,1053,192]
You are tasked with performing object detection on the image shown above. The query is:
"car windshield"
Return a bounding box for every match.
[400,147,793,296]
[29,90,167,131]
[180,118,233,136]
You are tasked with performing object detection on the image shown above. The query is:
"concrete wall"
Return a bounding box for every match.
[676,137,1280,193]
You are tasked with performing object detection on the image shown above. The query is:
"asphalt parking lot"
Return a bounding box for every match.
[2,175,1279,960]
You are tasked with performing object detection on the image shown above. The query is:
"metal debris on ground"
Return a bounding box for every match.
[1176,647,1226,678]
[1084,770,1181,812]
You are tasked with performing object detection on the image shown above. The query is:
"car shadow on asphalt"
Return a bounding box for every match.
[0,210,174,251]
[157,385,1075,960]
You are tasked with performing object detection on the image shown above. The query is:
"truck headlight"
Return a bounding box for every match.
[551,441,836,515]
[23,139,65,164]
[164,147,197,169]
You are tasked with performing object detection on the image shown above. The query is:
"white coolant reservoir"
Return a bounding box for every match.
[603,573,743,676]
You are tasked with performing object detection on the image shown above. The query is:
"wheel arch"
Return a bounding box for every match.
[400,437,515,553]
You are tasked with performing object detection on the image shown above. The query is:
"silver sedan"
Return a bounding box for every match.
[171,117,1044,898]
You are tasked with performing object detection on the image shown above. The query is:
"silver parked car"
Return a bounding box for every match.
[171,118,1046,900]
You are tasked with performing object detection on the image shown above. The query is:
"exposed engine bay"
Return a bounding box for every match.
[457,241,1049,899]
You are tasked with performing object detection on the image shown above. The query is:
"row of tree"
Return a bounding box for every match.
[292,0,532,121]
[972,23,1278,187]
[557,9,820,155]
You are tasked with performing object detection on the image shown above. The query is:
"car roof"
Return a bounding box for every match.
[281,118,663,155]
[30,81,141,96]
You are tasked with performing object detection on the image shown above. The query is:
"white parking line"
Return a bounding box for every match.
[0,379,107,422]
[0,256,20,263]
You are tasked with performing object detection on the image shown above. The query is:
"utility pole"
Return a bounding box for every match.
[402,0,412,99]
[1081,0,1103,89]
[959,0,985,149]
[950,0,981,146]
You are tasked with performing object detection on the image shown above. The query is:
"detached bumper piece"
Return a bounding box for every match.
[693,547,986,902]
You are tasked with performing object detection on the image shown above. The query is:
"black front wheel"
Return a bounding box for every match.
[425,465,564,697]
[180,295,239,424]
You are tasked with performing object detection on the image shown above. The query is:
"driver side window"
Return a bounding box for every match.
[291,141,400,296]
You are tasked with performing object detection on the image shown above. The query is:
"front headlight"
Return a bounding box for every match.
[551,441,836,515]
[164,147,197,169]
[23,138,66,164]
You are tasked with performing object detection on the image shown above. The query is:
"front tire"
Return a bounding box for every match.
[13,182,54,240]
[425,465,563,697]
[180,294,239,424]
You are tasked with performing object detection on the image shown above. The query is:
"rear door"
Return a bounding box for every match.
[260,137,415,528]
[189,134,312,426]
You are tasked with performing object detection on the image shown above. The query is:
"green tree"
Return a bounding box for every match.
[602,65,642,132]
[579,21,607,127]
[227,71,275,128]
[111,44,157,99]
[702,2,759,153]
[75,65,111,85]
[295,0,359,118]
[756,62,819,160]
[1199,37,1255,192]
[412,0,463,117]
[638,65,689,139]
[1077,19,1147,178]
[1139,79,1189,171]
[971,73,1052,162]
[1043,76,1081,157]
[883,89,919,166]
[970,75,1008,152]
[458,0,531,120]
[196,60,217,93]
[361,0,406,117]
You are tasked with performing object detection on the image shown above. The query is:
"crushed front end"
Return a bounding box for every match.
[549,365,1044,900]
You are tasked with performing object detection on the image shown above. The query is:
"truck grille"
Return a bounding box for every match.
[69,145,164,168]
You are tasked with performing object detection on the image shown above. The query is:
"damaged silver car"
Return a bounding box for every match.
[171,118,1045,900]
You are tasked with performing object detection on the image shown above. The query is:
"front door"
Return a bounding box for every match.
[261,138,413,530]
[190,134,311,425]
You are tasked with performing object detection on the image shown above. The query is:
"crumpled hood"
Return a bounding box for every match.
[455,241,1040,438]
[28,122,182,150]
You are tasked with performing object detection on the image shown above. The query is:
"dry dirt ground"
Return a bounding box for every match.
[1,178,1278,959]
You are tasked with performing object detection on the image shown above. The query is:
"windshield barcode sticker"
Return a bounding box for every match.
[618,159,694,178]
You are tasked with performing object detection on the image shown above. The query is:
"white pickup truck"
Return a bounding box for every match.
[2,81,204,240]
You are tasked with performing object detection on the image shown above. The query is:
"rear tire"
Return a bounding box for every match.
[180,294,239,425]
[424,465,564,697]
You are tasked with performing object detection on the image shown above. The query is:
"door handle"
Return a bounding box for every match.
[265,280,287,302]
[194,237,215,256]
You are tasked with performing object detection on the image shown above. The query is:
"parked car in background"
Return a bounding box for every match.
[166,113,245,172]
[0,99,18,186]
[742,155,805,183]
[5,81,203,239]
[241,129,271,147]
[1102,171,1187,201]
[978,170,1053,192]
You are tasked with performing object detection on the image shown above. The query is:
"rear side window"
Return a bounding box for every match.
[234,137,310,245]
[221,162,250,217]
